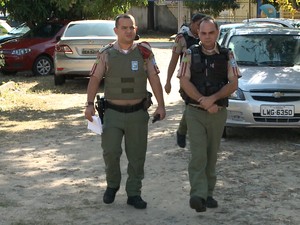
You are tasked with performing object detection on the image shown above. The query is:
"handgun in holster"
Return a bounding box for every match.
[95,95,105,124]
[143,91,153,111]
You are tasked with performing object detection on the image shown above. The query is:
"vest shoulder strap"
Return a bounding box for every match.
[99,43,113,54]
[190,44,202,64]
[190,44,200,53]
[182,32,199,48]
[218,45,230,60]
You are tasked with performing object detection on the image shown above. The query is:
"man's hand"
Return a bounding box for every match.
[207,104,219,114]
[154,106,166,121]
[85,105,95,122]
[164,82,171,94]
[199,96,216,110]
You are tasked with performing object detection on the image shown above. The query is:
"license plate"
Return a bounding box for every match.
[260,105,294,117]
[82,48,98,55]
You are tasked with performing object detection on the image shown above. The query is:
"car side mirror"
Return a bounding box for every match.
[56,36,61,41]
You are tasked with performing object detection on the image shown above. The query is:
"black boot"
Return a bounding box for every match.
[206,196,218,208]
[103,187,119,204]
[127,196,147,209]
[189,196,206,212]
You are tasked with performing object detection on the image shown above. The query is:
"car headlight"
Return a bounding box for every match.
[229,88,245,100]
[12,48,31,55]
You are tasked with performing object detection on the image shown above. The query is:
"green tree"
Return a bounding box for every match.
[267,0,300,14]
[183,0,240,17]
[0,0,147,27]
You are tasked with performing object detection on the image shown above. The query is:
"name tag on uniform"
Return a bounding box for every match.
[131,61,138,71]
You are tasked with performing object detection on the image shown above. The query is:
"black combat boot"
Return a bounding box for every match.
[127,196,147,209]
[103,187,119,204]
[189,196,206,212]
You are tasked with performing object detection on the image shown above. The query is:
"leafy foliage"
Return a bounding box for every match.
[267,0,300,13]
[183,0,240,17]
[0,0,147,26]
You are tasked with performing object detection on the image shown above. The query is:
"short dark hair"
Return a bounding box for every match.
[200,16,219,30]
[115,14,135,27]
[191,13,206,23]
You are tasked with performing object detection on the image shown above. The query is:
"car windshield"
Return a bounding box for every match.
[24,23,64,38]
[228,34,300,66]
[63,22,115,37]
[8,24,30,35]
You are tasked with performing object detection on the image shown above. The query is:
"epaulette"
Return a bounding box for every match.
[176,32,185,38]
[99,43,113,54]
[137,41,153,59]
[174,33,184,42]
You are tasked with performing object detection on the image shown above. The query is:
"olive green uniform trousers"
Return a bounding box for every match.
[101,108,149,196]
[185,105,227,199]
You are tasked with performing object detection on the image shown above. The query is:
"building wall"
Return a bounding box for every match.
[129,1,299,33]
[129,5,177,33]
[129,6,148,32]
[156,5,178,33]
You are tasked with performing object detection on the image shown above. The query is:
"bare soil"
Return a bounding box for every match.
[0,46,299,225]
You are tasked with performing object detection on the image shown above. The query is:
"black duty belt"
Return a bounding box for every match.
[105,100,144,113]
[189,104,224,112]
[189,104,206,111]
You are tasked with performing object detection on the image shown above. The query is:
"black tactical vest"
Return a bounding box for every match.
[185,44,229,107]
[180,32,199,61]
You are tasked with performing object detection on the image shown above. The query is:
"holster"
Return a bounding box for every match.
[95,95,105,124]
[143,91,153,110]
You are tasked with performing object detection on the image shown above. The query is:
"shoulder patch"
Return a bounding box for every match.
[185,48,192,55]
[174,33,184,42]
[137,41,153,59]
[99,43,113,54]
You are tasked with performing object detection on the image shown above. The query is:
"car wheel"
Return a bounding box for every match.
[33,56,53,76]
[54,75,66,85]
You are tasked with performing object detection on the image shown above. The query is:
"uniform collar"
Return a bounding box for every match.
[200,42,220,55]
[114,41,138,53]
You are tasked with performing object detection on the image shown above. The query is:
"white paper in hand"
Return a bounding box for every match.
[87,116,102,135]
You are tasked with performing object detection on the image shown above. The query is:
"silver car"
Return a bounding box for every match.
[54,20,116,85]
[218,22,282,46]
[243,18,300,29]
[223,27,300,128]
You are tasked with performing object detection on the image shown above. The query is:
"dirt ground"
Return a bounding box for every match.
[0,46,300,225]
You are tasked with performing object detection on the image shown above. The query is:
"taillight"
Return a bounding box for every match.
[55,44,73,54]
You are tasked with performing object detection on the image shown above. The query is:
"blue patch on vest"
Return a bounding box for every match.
[131,61,138,71]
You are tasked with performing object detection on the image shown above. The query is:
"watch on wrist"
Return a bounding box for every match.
[85,101,94,107]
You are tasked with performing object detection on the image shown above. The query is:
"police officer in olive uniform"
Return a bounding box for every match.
[178,16,240,212]
[85,14,166,209]
[165,13,206,148]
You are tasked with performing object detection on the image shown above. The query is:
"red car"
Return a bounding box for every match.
[0,19,70,76]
